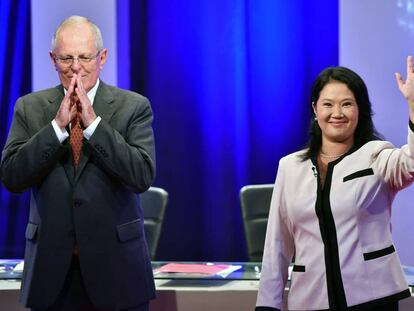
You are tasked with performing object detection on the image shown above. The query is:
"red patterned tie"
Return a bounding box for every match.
[70,115,83,170]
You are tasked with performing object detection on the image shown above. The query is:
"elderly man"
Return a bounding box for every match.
[0,16,156,311]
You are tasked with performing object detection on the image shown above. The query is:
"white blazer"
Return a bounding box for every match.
[256,126,414,311]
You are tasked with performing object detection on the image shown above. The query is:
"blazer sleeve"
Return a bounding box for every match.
[87,96,156,193]
[373,124,414,191]
[256,157,294,310]
[0,97,66,192]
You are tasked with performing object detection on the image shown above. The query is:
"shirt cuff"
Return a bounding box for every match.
[51,119,69,143]
[83,116,102,140]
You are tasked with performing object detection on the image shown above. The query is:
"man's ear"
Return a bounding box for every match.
[49,51,58,70]
[98,48,108,69]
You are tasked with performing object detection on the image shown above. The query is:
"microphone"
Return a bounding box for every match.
[312,166,318,178]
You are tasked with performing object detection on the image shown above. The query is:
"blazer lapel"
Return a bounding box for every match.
[63,148,75,184]
[44,85,64,125]
[74,81,115,181]
[43,86,75,185]
[91,81,116,123]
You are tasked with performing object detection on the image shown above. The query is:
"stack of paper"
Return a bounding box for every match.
[154,263,242,278]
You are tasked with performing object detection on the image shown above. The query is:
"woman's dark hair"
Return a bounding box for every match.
[302,66,383,160]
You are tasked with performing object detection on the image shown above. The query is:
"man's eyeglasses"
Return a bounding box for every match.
[54,51,101,66]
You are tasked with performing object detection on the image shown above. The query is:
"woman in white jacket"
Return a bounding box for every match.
[256,57,414,311]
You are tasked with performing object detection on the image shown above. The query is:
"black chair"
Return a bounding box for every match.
[240,184,274,262]
[141,186,168,259]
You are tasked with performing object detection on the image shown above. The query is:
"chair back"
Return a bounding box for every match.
[141,186,168,259]
[240,184,274,261]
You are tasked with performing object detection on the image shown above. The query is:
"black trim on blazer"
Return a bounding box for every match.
[281,289,409,311]
[292,264,305,272]
[343,168,374,182]
[312,154,410,311]
[255,307,280,311]
[347,289,410,311]
[363,245,395,261]
[409,119,414,132]
[313,156,347,310]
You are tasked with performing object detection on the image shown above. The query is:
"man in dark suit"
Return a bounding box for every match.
[0,16,156,311]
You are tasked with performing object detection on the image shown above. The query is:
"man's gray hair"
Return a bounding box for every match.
[51,16,103,51]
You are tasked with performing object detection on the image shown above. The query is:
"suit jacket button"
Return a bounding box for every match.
[73,200,82,208]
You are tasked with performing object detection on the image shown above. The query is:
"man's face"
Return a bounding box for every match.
[50,22,107,93]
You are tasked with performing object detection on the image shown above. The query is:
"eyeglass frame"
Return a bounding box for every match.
[53,50,102,66]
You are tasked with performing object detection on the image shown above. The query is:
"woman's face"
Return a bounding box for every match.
[313,81,359,146]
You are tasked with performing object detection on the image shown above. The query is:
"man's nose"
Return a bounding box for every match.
[70,59,82,72]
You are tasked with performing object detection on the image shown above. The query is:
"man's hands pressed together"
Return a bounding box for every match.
[55,74,97,130]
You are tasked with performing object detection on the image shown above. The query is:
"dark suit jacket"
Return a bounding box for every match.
[0,81,156,309]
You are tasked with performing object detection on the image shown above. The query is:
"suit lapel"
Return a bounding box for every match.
[91,81,116,123]
[74,81,115,181]
[43,86,76,185]
[44,85,64,125]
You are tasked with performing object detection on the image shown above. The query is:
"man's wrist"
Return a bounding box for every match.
[54,118,66,130]
[83,116,101,140]
[51,119,69,143]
